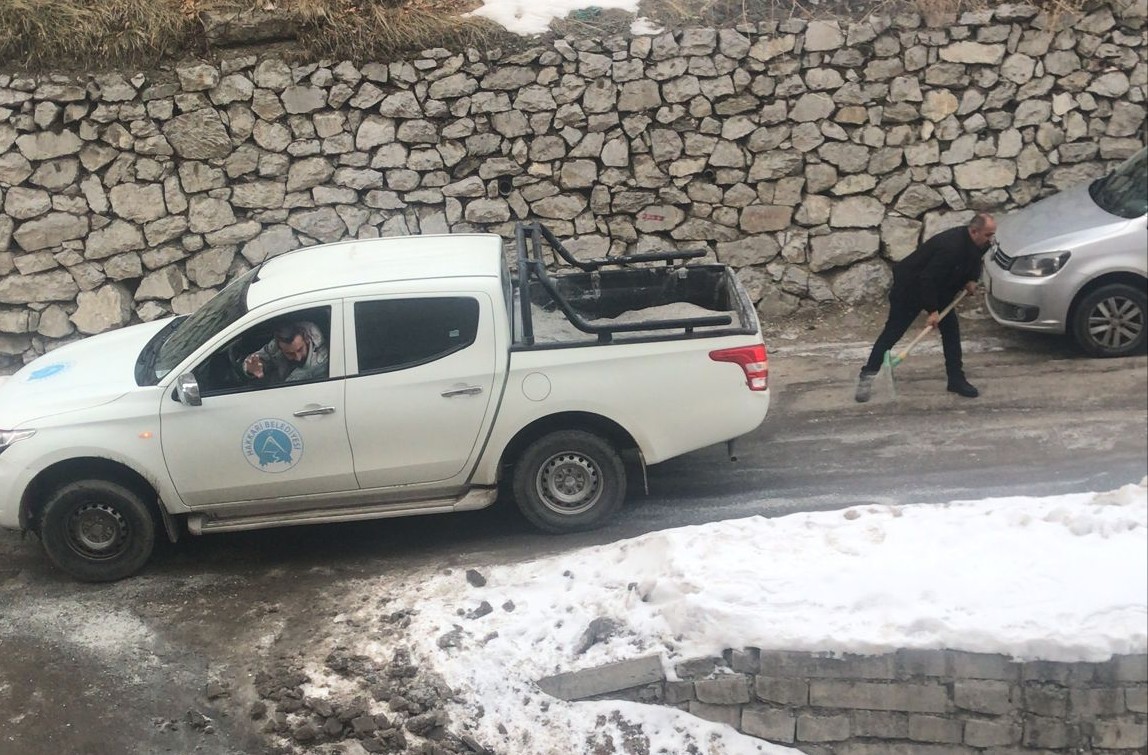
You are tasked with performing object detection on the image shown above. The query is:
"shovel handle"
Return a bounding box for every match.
[893,289,968,361]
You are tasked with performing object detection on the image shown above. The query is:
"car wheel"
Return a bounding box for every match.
[1071,283,1147,358]
[39,479,156,582]
[512,430,626,533]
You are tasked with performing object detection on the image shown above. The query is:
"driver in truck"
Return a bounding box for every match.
[242,321,329,384]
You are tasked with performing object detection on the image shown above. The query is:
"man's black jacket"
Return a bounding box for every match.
[891,225,983,313]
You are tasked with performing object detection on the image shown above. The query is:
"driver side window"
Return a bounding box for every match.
[193,306,332,397]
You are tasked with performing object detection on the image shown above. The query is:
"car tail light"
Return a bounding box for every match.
[709,343,768,391]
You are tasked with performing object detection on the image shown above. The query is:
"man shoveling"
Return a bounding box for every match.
[855,212,997,403]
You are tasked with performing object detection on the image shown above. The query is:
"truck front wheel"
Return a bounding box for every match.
[39,480,156,582]
[512,430,626,533]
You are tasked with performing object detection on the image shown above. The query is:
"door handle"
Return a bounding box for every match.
[293,406,336,417]
[441,385,483,397]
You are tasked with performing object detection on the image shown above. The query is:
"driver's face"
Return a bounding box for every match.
[277,334,309,363]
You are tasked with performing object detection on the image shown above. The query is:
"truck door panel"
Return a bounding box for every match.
[159,304,358,507]
[344,294,497,489]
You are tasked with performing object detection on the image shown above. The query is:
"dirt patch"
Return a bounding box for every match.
[0,0,1090,72]
[0,0,496,72]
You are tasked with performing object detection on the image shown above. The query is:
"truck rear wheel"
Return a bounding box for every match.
[512,430,626,533]
[39,479,156,582]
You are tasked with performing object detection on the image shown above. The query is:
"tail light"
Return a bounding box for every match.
[709,343,768,391]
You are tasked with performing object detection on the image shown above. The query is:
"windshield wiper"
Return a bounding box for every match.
[1088,175,1107,202]
[134,317,187,387]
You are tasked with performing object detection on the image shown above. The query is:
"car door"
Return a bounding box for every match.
[343,293,497,490]
[159,304,358,507]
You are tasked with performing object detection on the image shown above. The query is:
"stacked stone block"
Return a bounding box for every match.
[554,648,1148,752]
[0,1,1145,373]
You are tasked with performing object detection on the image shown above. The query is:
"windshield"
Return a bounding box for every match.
[1090,147,1148,219]
[145,268,259,383]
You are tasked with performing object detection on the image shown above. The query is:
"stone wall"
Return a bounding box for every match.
[0,1,1146,373]
[536,648,1148,752]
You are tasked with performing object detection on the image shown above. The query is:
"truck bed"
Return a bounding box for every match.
[528,302,727,344]
[512,222,758,348]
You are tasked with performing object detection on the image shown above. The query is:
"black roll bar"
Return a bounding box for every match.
[527,221,708,271]
[514,221,732,345]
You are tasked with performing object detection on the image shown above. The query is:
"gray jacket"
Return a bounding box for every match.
[253,321,329,383]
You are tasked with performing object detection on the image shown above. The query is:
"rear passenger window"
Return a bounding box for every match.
[354,297,479,374]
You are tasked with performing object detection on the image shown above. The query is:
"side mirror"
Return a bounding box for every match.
[174,373,202,407]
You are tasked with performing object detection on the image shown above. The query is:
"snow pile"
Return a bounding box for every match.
[465,0,662,36]
[529,301,727,343]
[341,480,1147,753]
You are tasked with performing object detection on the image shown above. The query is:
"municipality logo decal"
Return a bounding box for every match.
[242,419,304,473]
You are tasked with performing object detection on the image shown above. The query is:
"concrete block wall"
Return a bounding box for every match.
[544,648,1148,752]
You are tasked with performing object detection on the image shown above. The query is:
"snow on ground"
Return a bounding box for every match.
[337,479,1148,754]
[466,0,662,35]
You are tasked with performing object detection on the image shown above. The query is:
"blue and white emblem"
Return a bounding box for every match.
[242,419,304,473]
[25,362,71,382]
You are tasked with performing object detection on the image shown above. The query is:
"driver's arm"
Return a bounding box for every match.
[243,340,277,379]
[243,353,265,378]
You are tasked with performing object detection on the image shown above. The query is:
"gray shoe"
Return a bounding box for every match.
[855,371,877,403]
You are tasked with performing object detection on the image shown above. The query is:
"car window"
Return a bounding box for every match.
[1090,148,1148,219]
[354,297,479,374]
[193,306,332,397]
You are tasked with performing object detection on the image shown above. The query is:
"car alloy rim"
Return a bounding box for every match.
[68,502,129,559]
[1087,295,1144,349]
[536,452,601,515]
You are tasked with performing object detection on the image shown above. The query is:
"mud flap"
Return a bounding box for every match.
[157,500,181,543]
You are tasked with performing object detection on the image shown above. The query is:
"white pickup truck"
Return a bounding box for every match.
[0,222,770,581]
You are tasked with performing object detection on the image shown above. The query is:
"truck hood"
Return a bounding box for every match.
[996,182,1129,257]
[0,318,175,428]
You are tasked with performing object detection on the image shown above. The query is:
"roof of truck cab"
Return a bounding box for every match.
[246,233,505,308]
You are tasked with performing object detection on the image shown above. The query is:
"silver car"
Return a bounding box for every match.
[985,146,1147,357]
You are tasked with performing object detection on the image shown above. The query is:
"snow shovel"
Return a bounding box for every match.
[882,289,968,397]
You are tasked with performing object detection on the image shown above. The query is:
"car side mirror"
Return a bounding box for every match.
[174,373,202,407]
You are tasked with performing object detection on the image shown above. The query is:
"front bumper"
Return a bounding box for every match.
[0,429,44,531]
[983,264,1071,335]
[0,453,25,530]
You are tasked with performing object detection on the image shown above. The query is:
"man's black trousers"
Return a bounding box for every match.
[861,293,964,377]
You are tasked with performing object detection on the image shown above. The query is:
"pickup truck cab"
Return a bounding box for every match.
[0,222,769,581]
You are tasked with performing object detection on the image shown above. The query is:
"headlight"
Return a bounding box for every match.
[1009,251,1071,277]
[0,429,35,454]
